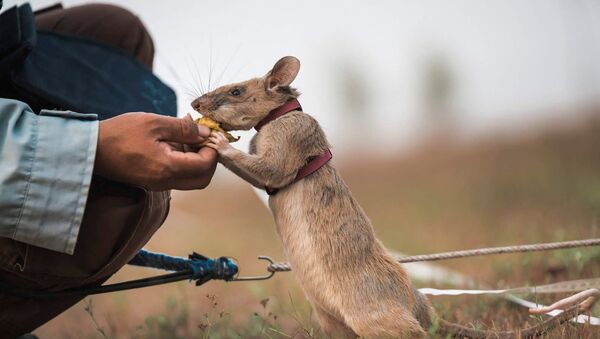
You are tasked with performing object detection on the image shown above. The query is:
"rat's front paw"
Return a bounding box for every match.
[206,131,234,155]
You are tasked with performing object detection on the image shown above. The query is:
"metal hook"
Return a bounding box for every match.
[230,256,276,281]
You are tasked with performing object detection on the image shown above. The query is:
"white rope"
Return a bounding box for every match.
[419,278,600,296]
[250,189,599,326]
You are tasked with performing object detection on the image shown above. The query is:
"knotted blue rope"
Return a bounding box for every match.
[128,249,238,284]
[0,249,239,299]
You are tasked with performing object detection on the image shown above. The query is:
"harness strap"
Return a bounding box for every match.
[255,99,302,132]
[256,99,333,196]
[295,149,333,181]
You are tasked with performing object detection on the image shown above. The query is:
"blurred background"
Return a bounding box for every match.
[3,0,600,337]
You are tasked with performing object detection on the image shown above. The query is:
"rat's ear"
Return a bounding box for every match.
[265,56,300,91]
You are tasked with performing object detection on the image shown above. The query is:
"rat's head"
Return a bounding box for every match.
[191,56,301,131]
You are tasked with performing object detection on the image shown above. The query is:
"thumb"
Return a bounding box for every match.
[155,115,211,144]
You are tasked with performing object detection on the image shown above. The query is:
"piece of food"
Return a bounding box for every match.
[195,116,240,145]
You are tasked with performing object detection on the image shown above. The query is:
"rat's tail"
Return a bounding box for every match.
[437,304,580,338]
[434,288,598,338]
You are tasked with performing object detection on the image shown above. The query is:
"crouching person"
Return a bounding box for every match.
[0,4,214,338]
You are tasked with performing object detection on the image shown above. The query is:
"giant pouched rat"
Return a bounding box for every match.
[192,56,596,338]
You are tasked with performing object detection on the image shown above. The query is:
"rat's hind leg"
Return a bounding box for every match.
[345,307,427,339]
[313,306,357,339]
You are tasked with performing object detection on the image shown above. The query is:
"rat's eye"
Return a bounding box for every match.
[229,88,242,96]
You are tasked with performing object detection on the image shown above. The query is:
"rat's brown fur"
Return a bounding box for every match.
[193,56,593,338]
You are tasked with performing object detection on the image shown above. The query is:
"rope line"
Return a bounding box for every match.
[0,250,239,298]
[419,278,600,296]
[266,238,600,272]
[128,250,237,280]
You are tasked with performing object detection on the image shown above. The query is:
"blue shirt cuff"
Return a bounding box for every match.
[12,109,98,254]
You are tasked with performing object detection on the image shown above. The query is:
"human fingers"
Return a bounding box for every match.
[165,146,218,177]
[152,114,211,143]
[166,147,218,190]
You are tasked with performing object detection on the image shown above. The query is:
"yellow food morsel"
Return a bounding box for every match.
[195,116,240,144]
[195,116,221,130]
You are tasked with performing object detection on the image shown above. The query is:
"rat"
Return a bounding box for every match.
[192,56,597,338]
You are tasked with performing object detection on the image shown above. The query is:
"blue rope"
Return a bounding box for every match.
[0,249,239,299]
[128,249,238,282]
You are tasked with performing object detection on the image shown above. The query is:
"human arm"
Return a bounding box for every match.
[0,99,216,254]
[0,98,99,254]
[94,112,217,190]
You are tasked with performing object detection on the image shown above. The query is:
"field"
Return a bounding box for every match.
[35,113,600,338]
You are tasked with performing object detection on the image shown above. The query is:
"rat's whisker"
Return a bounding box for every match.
[198,66,206,95]
[189,56,206,96]
[181,67,202,98]
[182,57,200,97]
[207,40,214,92]
[182,83,199,99]
[214,44,242,88]
[180,83,199,98]
[156,51,201,99]
[183,91,198,102]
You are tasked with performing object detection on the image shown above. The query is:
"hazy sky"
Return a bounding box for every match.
[5,0,600,153]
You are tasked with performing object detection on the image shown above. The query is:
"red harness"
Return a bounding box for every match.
[255,99,333,195]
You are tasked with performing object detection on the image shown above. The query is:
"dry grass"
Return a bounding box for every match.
[34,114,600,338]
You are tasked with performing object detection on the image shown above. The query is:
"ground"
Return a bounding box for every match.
[35,113,600,338]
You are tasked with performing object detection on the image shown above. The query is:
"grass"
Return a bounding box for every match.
[35,114,600,338]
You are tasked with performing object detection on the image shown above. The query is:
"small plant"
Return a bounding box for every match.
[84,298,109,339]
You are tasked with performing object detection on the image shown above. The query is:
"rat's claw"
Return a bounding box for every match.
[209,131,220,139]
[205,132,232,154]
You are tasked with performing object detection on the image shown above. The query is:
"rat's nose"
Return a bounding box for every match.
[191,96,210,111]
[191,99,201,110]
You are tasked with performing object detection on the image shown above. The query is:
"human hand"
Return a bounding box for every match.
[94,112,217,190]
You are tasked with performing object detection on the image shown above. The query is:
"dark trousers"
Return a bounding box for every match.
[0,4,169,338]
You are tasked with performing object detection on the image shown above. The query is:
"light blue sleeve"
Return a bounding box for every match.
[0,98,99,254]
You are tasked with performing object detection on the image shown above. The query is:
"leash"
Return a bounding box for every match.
[3,237,598,302]
[0,250,271,299]
[263,238,600,273]
[258,237,600,325]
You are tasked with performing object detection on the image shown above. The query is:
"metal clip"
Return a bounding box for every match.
[230,256,276,281]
